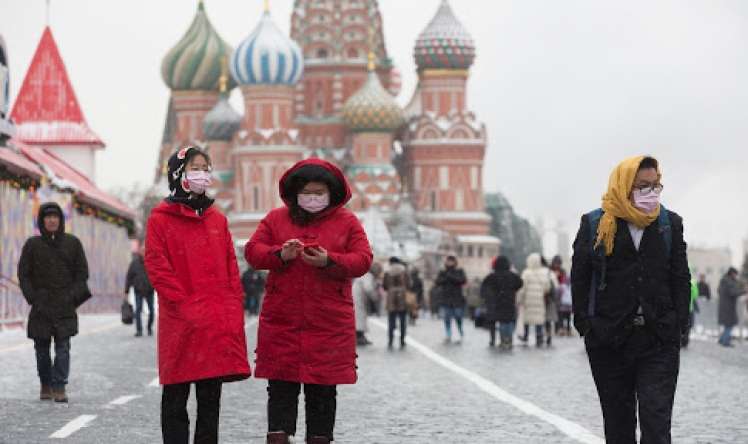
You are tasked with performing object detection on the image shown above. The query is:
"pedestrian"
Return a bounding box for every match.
[543,256,560,346]
[556,268,573,337]
[383,256,411,349]
[517,253,551,347]
[124,242,154,337]
[241,265,265,316]
[435,255,467,344]
[352,263,379,346]
[17,202,92,403]
[244,158,373,444]
[480,256,523,349]
[410,267,425,318]
[697,273,711,300]
[717,267,745,347]
[681,274,699,348]
[571,155,691,443]
[144,146,250,444]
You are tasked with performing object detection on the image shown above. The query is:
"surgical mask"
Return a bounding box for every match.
[185,171,212,194]
[632,188,660,214]
[298,193,329,213]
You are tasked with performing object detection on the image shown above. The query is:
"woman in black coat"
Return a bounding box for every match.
[480,256,523,349]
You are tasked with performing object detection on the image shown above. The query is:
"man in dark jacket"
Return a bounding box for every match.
[124,243,154,337]
[480,256,523,349]
[435,255,467,343]
[697,274,711,300]
[717,267,745,347]
[18,202,91,403]
[571,156,690,444]
[241,266,265,316]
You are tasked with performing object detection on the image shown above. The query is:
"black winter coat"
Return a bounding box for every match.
[571,211,691,349]
[125,254,153,297]
[717,275,743,327]
[17,203,91,339]
[480,270,523,322]
[435,267,467,308]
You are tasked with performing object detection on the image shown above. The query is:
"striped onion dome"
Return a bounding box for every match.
[342,66,405,133]
[203,93,241,141]
[414,0,475,71]
[161,2,236,91]
[230,10,303,86]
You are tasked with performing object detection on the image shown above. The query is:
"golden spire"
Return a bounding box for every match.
[219,56,228,93]
[367,51,376,71]
[367,22,376,71]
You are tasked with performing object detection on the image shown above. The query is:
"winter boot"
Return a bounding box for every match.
[356,331,368,346]
[546,335,552,347]
[40,384,53,401]
[306,437,330,444]
[267,431,291,444]
[53,387,68,403]
[536,334,544,348]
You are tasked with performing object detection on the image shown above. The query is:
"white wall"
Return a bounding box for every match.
[48,145,96,183]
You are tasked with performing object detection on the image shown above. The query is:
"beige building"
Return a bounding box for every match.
[688,246,733,293]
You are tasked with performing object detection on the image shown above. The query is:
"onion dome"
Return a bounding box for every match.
[414,0,475,71]
[342,57,405,133]
[161,1,235,91]
[230,8,303,86]
[203,72,241,141]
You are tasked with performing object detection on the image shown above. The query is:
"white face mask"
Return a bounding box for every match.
[298,193,329,213]
[184,170,213,194]
[632,188,660,213]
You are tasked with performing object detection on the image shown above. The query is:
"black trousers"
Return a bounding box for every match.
[268,380,337,441]
[587,327,679,444]
[388,310,407,346]
[161,378,223,444]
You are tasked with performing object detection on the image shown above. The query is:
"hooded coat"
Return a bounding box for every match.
[245,158,373,385]
[518,253,551,325]
[145,201,250,385]
[718,274,744,327]
[434,266,467,308]
[480,257,523,323]
[383,262,410,312]
[18,202,91,339]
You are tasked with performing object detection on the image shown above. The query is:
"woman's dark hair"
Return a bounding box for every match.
[638,156,658,171]
[185,148,212,168]
[282,164,346,225]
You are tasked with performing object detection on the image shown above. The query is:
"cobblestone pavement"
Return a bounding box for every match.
[0,313,746,443]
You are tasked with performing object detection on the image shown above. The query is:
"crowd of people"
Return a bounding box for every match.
[15,148,748,444]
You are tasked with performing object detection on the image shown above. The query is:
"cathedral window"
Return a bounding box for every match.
[430,190,437,211]
[316,48,328,59]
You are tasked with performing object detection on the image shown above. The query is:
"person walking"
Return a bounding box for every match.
[245,158,373,444]
[18,202,92,403]
[145,146,250,444]
[543,256,560,346]
[697,274,711,300]
[571,155,691,443]
[517,253,551,347]
[383,257,411,349]
[556,267,573,337]
[241,265,265,316]
[124,243,155,337]
[480,256,523,349]
[435,256,467,344]
[717,267,745,347]
[410,267,425,319]
[352,263,379,346]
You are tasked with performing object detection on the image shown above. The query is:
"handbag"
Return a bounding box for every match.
[121,300,134,325]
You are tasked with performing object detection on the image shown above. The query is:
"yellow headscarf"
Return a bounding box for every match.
[595,155,661,256]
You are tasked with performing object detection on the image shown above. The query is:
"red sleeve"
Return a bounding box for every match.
[225,219,244,303]
[324,213,373,280]
[244,212,286,271]
[144,214,187,303]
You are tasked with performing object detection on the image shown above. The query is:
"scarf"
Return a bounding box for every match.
[595,155,661,256]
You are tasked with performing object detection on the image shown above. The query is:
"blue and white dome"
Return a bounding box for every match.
[230,11,303,86]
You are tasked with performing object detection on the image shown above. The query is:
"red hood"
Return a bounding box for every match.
[279,158,352,215]
[152,200,218,219]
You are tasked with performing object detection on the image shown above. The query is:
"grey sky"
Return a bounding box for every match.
[2,0,747,262]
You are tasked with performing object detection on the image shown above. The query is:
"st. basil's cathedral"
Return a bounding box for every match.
[157,0,499,277]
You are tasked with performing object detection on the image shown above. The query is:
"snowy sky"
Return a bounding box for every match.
[2,0,747,262]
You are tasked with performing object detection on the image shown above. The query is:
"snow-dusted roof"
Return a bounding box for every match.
[456,234,501,245]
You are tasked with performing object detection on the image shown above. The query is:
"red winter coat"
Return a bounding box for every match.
[145,201,251,385]
[245,159,373,385]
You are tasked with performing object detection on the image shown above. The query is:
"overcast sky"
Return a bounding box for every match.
[2,0,747,263]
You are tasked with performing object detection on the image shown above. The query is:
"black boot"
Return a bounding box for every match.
[267,431,290,444]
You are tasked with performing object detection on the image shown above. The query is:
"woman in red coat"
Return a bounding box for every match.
[145,146,250,444]
[245,159,373,444]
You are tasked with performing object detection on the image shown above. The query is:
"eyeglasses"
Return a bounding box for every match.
[633,183,664,194]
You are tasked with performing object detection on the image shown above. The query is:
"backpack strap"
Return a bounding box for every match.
[585,208,606,318]
[658,205,672,258]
